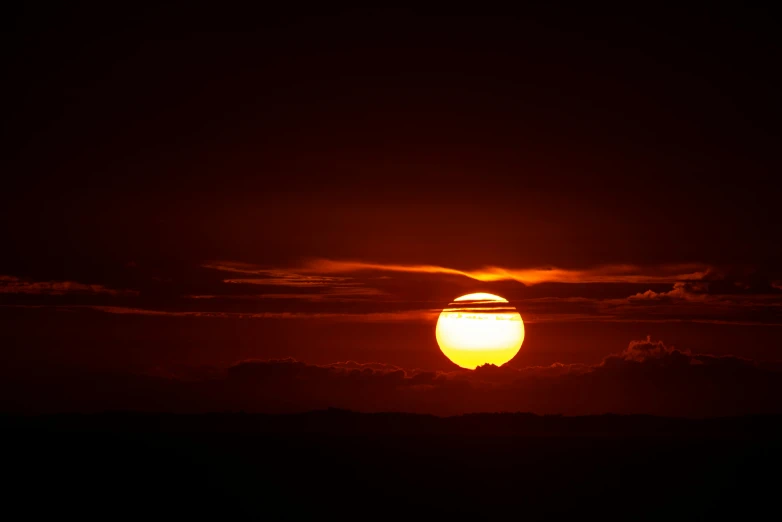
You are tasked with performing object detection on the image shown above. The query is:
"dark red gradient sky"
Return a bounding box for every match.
[3,6,781,414]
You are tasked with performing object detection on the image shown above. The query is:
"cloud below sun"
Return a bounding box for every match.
[6,336,782,417]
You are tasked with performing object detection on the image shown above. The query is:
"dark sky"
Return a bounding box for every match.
[2,6,781,414]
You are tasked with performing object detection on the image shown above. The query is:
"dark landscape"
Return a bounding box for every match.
[6,410,782,519]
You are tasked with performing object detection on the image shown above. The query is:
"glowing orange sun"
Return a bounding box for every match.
[436,293,525,369]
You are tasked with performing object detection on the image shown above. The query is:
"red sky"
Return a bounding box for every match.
[2,7,781,415]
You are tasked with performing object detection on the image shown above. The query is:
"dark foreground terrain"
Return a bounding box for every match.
[4,410,782,520]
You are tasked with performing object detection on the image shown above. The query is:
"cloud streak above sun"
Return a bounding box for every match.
[186,260,782,326]
[206,259,715,285]
[3,260,780,328]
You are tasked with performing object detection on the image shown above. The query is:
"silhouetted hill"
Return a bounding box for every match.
[5,411,781,520]
[6,409,782,437]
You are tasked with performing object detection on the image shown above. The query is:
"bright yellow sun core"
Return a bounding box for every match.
[436,293,525,369]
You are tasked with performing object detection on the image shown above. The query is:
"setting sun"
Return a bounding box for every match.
[436,293,525,369]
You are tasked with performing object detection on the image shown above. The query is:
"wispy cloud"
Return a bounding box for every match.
[204,262,348,286]
[0,304,440,322]
[203,261,387,300]
[222,275,350,287]
[209,259,714,285]
[193,261,782,326]
[0,276,138,296]
[185,288,386,301]
[516,283,782,325]
[5,302,781,327]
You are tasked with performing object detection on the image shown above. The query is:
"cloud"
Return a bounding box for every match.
[517,287,782,325]
[602,335,694,367]
[324,360,407,372]
[0,304,441,322]
[185,287,385,301]
[5,263,780,327]
[0,276,138,296]
[184,261,782,326]
[222,276,350,288]
[613,282,782,325]
[203,262,355,288]
[177,337,782,418]
[204,259,715,285]
[619,335,681,360]
[628,282,710,301]
[5,337,781,417]
[222,288,386,299]
[5,300,781,327]
[303,259,715,285]
[203,261,386,301]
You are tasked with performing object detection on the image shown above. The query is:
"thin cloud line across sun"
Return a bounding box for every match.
[6,304,781,327]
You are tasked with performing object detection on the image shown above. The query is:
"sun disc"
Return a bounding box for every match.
[436,293,524,369]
